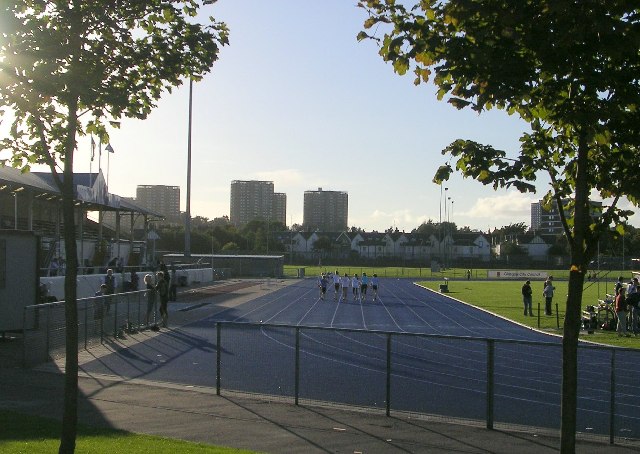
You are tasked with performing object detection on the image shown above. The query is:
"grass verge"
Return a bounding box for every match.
[0,410,255,454]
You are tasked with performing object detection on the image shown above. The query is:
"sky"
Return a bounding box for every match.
[6,1,639,231]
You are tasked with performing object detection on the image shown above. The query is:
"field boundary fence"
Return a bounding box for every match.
[21,310,640,446]
[215,322,639,446]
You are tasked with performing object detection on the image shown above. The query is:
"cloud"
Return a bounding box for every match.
[465,192,535,221]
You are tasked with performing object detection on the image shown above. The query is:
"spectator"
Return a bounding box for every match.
[542,276,555,316]
[522,280,533,316]
[627,277,639,337]
[156,271,169,328]
[103,268,116,313]
[615,286,630,337]
[144,274,156,327]
[130,270,139,291]
[49,257,59,276]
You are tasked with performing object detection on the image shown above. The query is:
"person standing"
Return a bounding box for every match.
[360,272,369,302]
[104,268,116,314]
[332,270,341,301]
[542,276,555,316]
[49,257,59,276]
[351,274,360,301]
[615,286,630,337]
[615,276,625,295]
[340,273,350,302]
[522,280,533,316]
[93,283,108,331]
[371,274,380,301]
[627,277,639,336]
[144,274,156,327]
[156,271,169,328]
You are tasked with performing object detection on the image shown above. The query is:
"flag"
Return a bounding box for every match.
[90,136,96,161]
[105,143,115,153]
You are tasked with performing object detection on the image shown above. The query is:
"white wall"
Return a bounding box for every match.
[40,267,214,301]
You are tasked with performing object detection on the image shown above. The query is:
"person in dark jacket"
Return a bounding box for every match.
[156,271,169,328]
[522,280,533,316]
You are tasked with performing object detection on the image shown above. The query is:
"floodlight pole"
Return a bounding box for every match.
[185,78,193,258]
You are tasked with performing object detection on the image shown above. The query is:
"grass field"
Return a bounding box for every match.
[0,410,254,454]
[417,280,638,348]
[284,264,633,286]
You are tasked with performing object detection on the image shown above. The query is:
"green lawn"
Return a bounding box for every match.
[417,280,638,348]
[0,410,255,454]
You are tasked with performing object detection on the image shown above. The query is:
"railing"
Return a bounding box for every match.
[214,322,640,445]
[23,290,154,367]
[22,308,640,446]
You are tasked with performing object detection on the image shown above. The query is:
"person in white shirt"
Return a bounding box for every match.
[351,274,360,301]
[332,271,341,301]
[371,274,380,301]
[340,273,350,302]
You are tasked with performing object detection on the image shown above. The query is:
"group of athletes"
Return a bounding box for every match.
[317,270,379,302]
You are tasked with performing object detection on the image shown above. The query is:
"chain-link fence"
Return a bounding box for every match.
[23,290,154,367]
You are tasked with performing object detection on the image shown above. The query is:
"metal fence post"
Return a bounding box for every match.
[45,304,51,362]
[537,302,541,328]
[486,339,495,430]
[216,322,221,396]
[609,348,616,445]
[22,306,28,368]
[386,333,392,417]
[295,327,300,406]
[84,300,88,351]
[113,296,119,337]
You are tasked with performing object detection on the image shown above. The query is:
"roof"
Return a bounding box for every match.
[0,166,162,218]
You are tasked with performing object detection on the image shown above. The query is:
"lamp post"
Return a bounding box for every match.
[444,187,448,267]
[449,197,453,265]
[185,78,193,258]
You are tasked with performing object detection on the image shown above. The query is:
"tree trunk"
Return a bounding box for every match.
[560,137,591,454]
[58,104,79,454]
[561,270,584,453]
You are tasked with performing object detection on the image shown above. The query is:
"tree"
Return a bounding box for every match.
[313,235,333,257]
[0,2,228,452]
[359,1,640,451]
[221,241,239,252]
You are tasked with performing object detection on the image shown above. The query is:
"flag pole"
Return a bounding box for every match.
[89,136,93,188]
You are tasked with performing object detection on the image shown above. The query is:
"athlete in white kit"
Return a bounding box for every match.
[340,273,350,302]
[351,274,360,301]
[371,274,380,301]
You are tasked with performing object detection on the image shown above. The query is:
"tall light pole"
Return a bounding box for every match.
[444,187,448,267]
[439,184,443,267]
[185,78,193,258]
